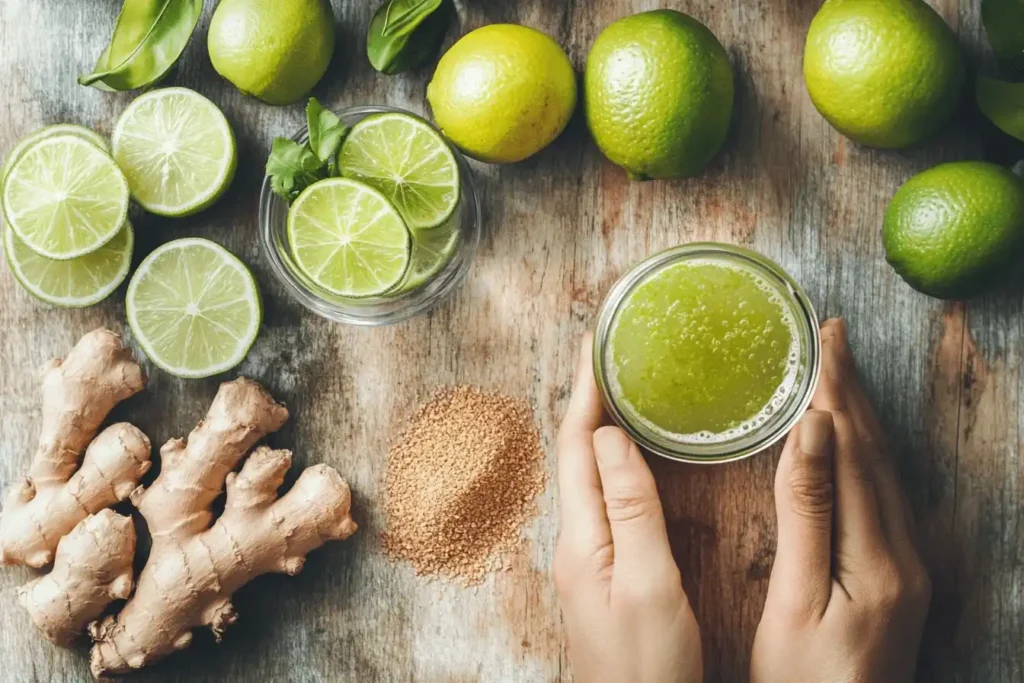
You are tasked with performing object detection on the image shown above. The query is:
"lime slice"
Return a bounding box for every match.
[112,88,237,217]
[337,113,460,230]
[2,134,130,260]
[1,124,108,190]
[126,238,261,378]
[4,220,132,308]
[395,221,461,293]
[288,177,411,298]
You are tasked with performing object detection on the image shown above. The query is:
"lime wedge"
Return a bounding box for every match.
[1,124,108,190]
[337,112,460,230]
[2,134,130,260]
[395,220,461,293]
[4,220,132,308]
[288,177,411,298]
[112,88,237,217]
[126,238,261,378]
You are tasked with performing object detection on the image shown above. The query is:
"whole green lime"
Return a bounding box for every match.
[584,10,734,181]
[804,0,965,149]
[208,0,335,106]
[883,162,1024,299]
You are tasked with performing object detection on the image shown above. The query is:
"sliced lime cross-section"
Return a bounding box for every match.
[2,134,129,260]
[1,124,108,191]
[288,177,411,298]
[112,87,237,217]
[4,220,132,308]
[337,112,460,230]
[395,219,461,294]
[126,238,261,378]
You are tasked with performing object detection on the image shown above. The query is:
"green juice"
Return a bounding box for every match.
[608,258,800,442]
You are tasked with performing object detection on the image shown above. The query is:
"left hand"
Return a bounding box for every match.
[553,334,703,683]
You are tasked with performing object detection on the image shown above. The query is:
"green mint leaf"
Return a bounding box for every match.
[977,76,1024,143]
[306,98,349,163]
[267,137,326,202]
[983,0,1024,77]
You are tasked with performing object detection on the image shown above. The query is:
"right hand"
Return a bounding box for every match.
[751,319,931,683]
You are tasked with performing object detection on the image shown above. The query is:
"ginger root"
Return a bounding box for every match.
[0,329,151,644]
[89,378,358,677]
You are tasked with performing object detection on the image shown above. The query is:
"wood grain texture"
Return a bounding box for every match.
[1,0,1021,682]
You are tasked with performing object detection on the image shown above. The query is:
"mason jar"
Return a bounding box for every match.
[593,242,821,464]
[259,106,481,326]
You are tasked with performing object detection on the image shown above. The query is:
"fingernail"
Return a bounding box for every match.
[799,411,833,457]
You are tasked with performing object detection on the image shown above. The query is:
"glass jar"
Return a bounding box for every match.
[259,106,481,326]
[593,243,821,464]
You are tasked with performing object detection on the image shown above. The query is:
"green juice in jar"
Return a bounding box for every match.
[594,244,820,463]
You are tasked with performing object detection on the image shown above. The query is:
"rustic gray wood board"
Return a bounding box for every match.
[0,0,1021,681]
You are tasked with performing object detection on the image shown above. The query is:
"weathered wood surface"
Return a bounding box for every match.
[1,0,1021,681]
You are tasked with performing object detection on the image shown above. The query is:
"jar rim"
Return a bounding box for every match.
[258,105,481,326]
[592,242,821,464]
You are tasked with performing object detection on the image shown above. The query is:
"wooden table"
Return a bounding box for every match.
[1,1,1020,681]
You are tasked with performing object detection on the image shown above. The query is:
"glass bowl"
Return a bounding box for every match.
[259,105,481,325]
[593,242,821,464]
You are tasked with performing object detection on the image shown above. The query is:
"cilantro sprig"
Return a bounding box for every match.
[266,98,349,203]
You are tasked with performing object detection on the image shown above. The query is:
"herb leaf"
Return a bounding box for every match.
[80,0,203,91]
[306,98,348,163]
[983,0,1024,77]
[266,138,326,202]
[977,76,1024,143]
[367,0,453,75]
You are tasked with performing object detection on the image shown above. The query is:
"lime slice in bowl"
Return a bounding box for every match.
[4,220,132,307]
[395,220,461,294]
[288,177,411,298]
[112,88,237,217]
[1,124,108,190]
[2,134,130,260]
[126,238,261,379]
[337,112,460,230]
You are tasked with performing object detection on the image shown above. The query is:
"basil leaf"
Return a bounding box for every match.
[367,0,454,75]
[266,138,327,202]
[977,76,1024,143]
[306,98,348,163]
[982,0,1024,77]
[80,0,203,91]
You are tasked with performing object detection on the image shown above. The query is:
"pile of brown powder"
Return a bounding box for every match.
[382,386,547,584]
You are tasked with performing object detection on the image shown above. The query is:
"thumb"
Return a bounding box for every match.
[592,426,676,582]
[768,410,835,618]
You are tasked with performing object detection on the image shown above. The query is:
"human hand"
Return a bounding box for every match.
[751,319,931,683]
[554,335,702,683]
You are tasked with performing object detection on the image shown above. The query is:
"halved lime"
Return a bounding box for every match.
[337,113,460,230]
[395,220,461,293]
[126,238,261,378]
[112,88,237,217]
[1,124,108,190]
[288,177,411,297]
[2,134,130,260]
[4,220,132,307]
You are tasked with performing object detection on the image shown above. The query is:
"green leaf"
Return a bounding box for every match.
[977,76,1024,143]
[79,0,203,91]
[306,98,348,163]
[266,138,327,202]
[982,0,1024,77]
[367,0,453,75]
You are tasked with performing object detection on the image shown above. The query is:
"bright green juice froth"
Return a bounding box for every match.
[609,258,799,441]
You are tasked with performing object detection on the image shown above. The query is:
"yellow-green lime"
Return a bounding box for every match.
[337,113,460,230]
[585,10,735,180]
[804,0,965,149]
[208,0,335,106]
[426,24,577,164]
[1,124,107,191]
[4,220,132,308]
[883,162,1024,299]
[126,238,261,378]
[395,219,460,294]
[112,88,237,217]
[288,178,411,298]
[2,134,129,260]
